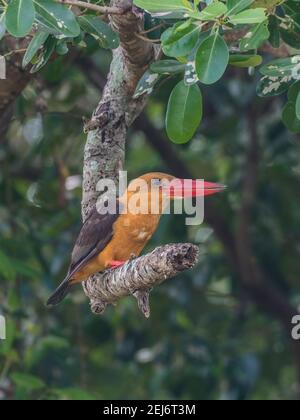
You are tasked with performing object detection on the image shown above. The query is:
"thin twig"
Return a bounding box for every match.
[134,32,161,43]
[56,0,130,14]
[3,49,27,58]
[140,23,165,34]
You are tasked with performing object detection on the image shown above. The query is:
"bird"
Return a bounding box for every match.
[47,172,225,306]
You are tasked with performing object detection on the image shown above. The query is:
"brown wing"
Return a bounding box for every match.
[67,204,121,280]
[47,202,122,306]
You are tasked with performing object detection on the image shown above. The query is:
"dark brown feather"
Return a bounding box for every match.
[67,203,121,280]
[47,203,121,306]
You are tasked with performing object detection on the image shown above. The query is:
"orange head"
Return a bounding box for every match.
[120,172,225,215]
[127,172,226,198]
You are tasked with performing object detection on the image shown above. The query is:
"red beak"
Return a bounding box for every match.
[164,179,226,198]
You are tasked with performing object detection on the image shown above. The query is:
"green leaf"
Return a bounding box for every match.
[260,56,300,78]
[133,0,190,12]
[53,387,96,401]
[146,10,189,19]
[77,16,119,49]
[280,15,300,49]
[182,0,194,9]
[11,373,45,391]
[56,41,69,55]
[184,30,209,85]
[226,0,254,16]
[34,0,80,37]
[256,75,295,97]
[166,80,203,143]
[39,335,70,350]
[195,32,229,85]
[229,8,267,25]
[288,81,300,101]
[133,70,161,98]
[30,36,57,73]
[150,59,186,74]
[195,2,228,21]
[5,0,35,37]
[252,0,283,7]
[268,15,280,48]
[239,22,269,51]
[0,250,16,281]
[22,31,49,69]
[282,101,300,133]
[133,0,191,19]
[161,22,200,58]
[229,54,262,67]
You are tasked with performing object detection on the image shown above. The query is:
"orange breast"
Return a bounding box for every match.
[71,212,161,282]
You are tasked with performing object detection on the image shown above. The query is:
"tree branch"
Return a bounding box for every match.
[83,243,199,317]
[57,0,130,14]
[81,1,196,316]
[81,0,155,218]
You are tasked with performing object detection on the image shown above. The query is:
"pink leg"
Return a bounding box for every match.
[107,260,126,270]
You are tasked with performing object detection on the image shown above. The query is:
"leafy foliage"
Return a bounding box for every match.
[166,80,203,143]
[5,0,35,37]
[77,16,119,49]
[0,0,119,72]
[1,44,300,399]
[195,32,229,85]
[1,0,300,401]
[229,54,262,67]
[2,0,300,136]
[239,22,270,51]
[130,0,300,137]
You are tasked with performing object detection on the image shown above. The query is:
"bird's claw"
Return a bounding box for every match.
[107,260,126,270]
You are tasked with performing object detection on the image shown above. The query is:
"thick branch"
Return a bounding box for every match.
[83,243,199,317]
[82,1,180,315]
[82,0,155,219]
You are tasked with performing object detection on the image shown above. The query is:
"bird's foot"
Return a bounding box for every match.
[107,260,126,270]
[129,253,137,261]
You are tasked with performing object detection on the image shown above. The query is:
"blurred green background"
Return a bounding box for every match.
[1,44,300,400]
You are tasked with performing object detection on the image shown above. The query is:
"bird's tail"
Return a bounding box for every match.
[46,278,73,307]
